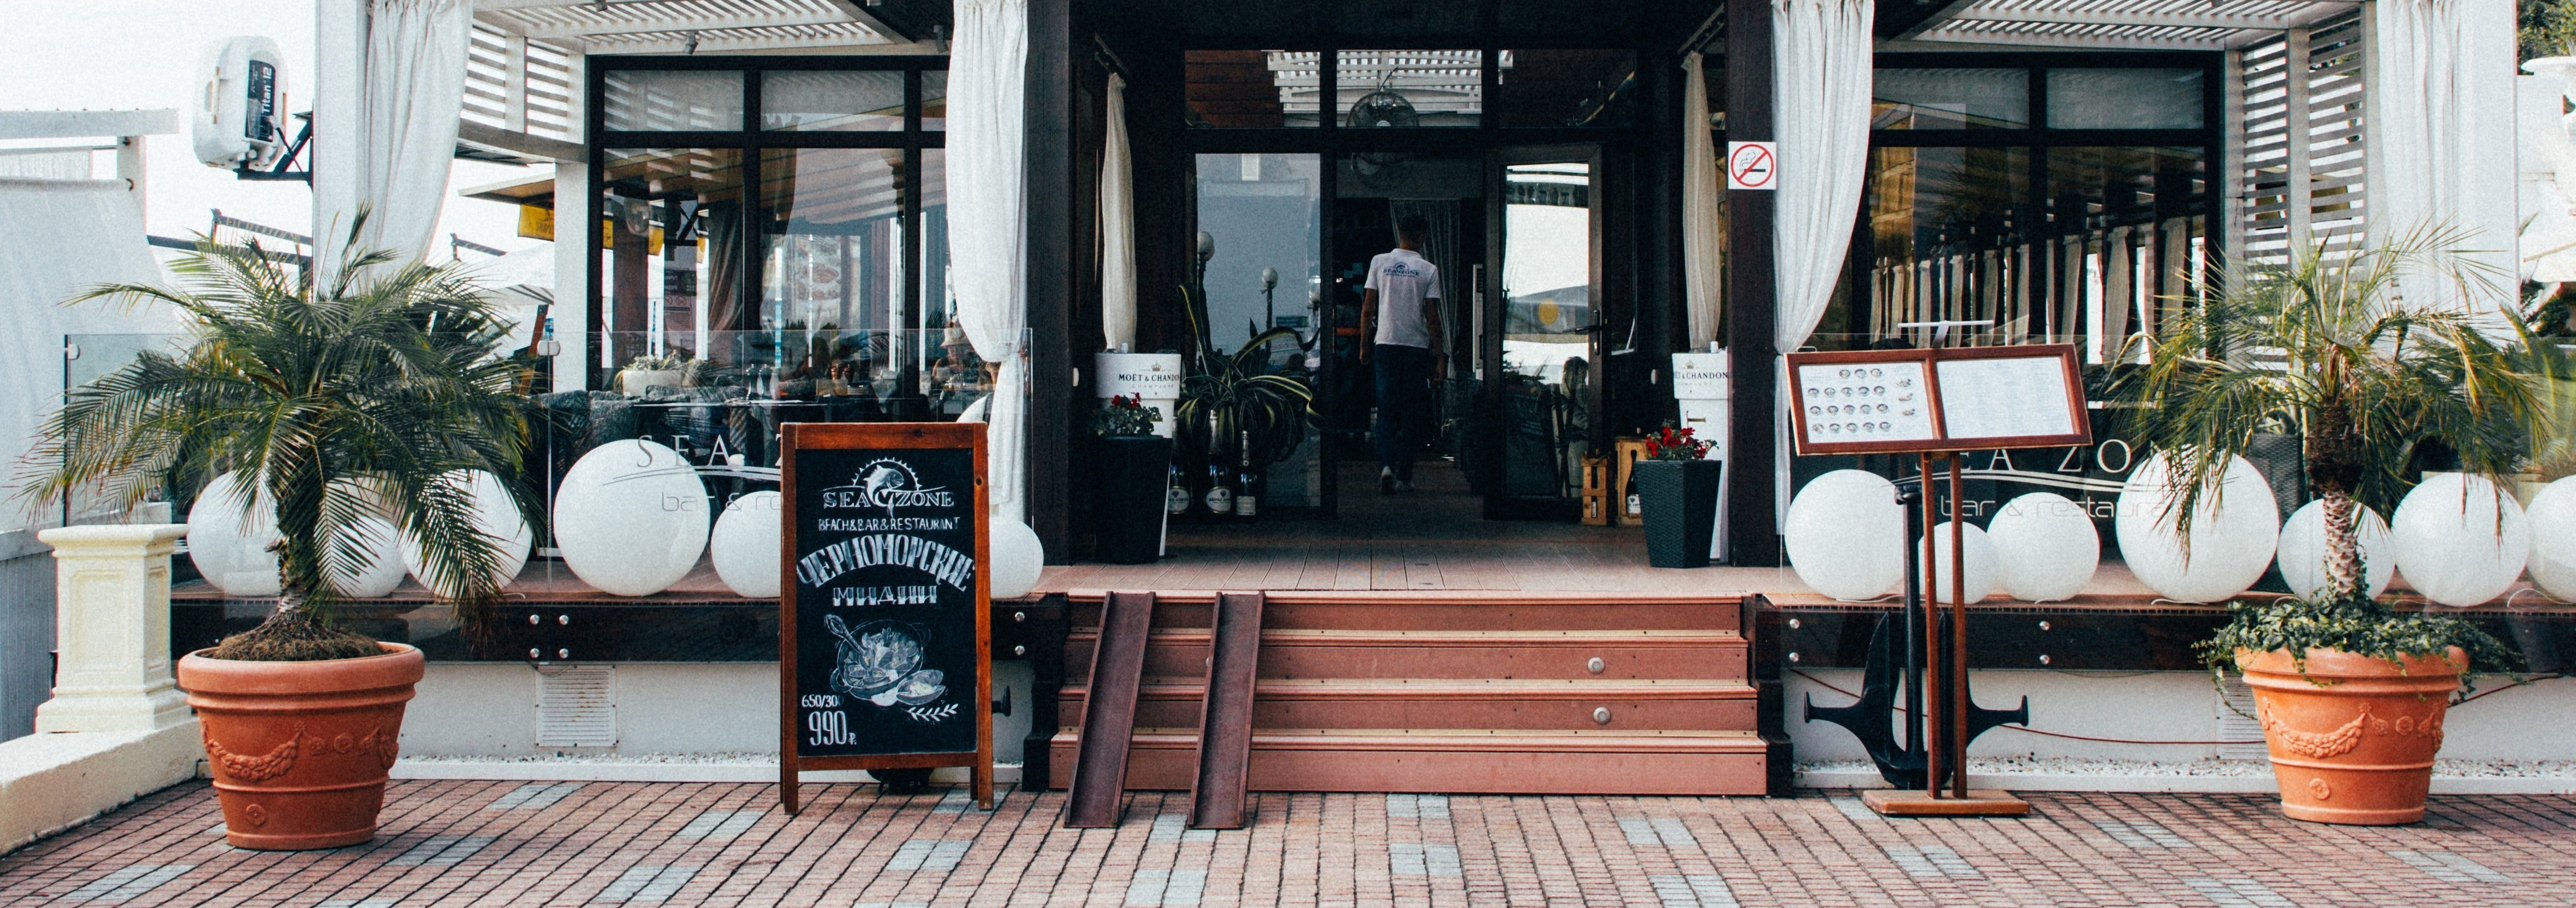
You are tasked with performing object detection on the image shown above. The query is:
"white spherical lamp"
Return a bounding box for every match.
[2528,477,2576,601]
[2274,500,2396,601]
[553,440,711,596]
[1784,470,1906,601]
[990,518,1045,599]
[2392,472,2529,607]
[1919,521,1998,604]
[710,491,783,598]
[186,472,282,597]
[328,515,408,599]
[2114,452,2281,603]
[401,470,534,597]
[1987,492,2100,602]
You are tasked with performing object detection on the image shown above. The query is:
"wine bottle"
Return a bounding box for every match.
[1165,463,1191,516]
[1204,460,1235,515]
[1235,431,1260,519]
[1623,451,1643,518]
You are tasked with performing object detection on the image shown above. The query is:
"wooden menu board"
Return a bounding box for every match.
[779,423,991,813]
[1785,345,2091,455]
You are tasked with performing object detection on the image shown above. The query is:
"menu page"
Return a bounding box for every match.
[1796,361,1937,444]
[1935,356,2076,440]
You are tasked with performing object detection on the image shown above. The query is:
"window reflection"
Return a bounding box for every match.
[758,147,909,404]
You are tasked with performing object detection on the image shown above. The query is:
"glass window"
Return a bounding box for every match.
[1186,50,1312,127]
[1840,147,2032,349]
[2047,69,2204,130]
[598,148,744,368]
[755,148,909,402]
[1494,50,1638,128]
[919,149,981,415]
[762,70,904,131]
[1336,50,1483,128]
[923,70,948,131]
[1195,154,1323,355]
[601,70,745,131]
[1873,68,2029,130]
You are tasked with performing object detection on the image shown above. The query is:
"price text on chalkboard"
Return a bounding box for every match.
[778,423,991,813]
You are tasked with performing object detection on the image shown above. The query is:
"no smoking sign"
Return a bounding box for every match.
[1726,141,1777,191]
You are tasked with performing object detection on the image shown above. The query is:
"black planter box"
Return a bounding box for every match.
[1638,458,1723,569]
[1095,434,1174,564]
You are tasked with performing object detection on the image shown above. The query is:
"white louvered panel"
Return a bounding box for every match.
[2217,676,2267,760]
[536,665,616,748]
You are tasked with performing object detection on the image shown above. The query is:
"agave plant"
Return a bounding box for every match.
[16,227,536,661]
[1174,286,1315,469]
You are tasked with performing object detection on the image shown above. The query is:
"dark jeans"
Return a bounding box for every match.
[1372,344,1434,482]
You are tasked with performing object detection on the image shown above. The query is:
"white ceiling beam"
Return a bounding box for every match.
[585,29,884,54]
[1913,26,2231,51]
[512,10,855,39]
[0,109,178,141]
[1945,6,2349,30]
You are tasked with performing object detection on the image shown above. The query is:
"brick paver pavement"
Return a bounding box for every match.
[3,781,2570,906]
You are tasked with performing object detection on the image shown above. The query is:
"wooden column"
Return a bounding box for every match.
[1026,0,1074,563]
[1723,0,1782,567]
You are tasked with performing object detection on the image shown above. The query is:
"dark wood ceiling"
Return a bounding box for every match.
[1082,0,1720,49]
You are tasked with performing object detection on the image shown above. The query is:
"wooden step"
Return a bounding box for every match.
[1067,628,1747,683]
[1048,727,1771,795]
[1065,591,1746,633]
[1060,678,1758,731]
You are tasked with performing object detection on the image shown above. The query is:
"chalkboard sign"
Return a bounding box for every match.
[778,423,991,814]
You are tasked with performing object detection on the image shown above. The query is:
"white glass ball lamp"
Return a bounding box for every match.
[328,516,408,599]
[1919,521,1998,604]
[1986,492,2100,602]
[186,471,282,597]
[401,470,534,597]
[2527,476,2576,601]
[2391,472,2529,607]
[2274,500,2396,600]
[553,440,711,597]
[991,518,1045,599]
[710,491,783,598]
[2114,452,2282,603]
[1784,470,1906,601]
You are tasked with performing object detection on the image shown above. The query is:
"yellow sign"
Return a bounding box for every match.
[516,204,663,254]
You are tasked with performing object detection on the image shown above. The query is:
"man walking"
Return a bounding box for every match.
[1361,214,1444,494]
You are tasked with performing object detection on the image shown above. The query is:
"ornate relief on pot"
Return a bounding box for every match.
[2255,699,2367,760]
[206,723,304,783]
[2307,778,2331,801]
[242,803,268,827]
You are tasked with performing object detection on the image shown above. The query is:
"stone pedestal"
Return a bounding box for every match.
[32,525,193,734]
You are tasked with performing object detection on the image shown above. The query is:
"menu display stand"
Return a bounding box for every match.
[1785,344,2091,817]
[778,423,993,814]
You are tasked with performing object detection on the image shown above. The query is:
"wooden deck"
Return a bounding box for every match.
[1037,459,2163,598]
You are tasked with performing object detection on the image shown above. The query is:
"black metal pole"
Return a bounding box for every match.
[1898,485,1924,768]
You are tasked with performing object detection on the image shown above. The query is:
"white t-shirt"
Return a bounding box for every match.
[1364,249,1441,349]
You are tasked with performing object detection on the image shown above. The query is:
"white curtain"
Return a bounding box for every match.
[950,0,1032,522]
[1100,73,1137,351]
[1770,0,1875,523]
[2374,0,2517,317]
[316,0,471,281]
[1681,52,1724,350]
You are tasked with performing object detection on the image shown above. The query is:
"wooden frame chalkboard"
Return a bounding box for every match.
[1784,345,2091,457]
[779,423,992,814]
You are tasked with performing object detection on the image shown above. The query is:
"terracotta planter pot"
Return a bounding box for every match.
[2236,646,2463,825]
[178,643,425,850]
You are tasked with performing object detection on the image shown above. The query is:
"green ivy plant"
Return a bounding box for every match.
[2195,597,2519,691]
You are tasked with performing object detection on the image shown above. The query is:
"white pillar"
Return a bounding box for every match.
[552,53,591,391]
[30,525,192,734]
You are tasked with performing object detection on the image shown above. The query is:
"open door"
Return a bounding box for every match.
[1480,145,1604,519]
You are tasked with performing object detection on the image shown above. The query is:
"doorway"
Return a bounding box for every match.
[1480,146,1604,519]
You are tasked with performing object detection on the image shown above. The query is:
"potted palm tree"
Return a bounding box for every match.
[2109,228,2538,825]
[18,233,534,849]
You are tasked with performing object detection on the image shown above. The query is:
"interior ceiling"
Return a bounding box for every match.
[1082,0,1720,49]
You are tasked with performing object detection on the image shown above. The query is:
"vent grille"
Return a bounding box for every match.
[537,665,616,748]
[2217,676,2265,761]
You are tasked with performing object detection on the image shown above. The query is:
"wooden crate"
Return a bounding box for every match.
[1579,454,1612,525]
